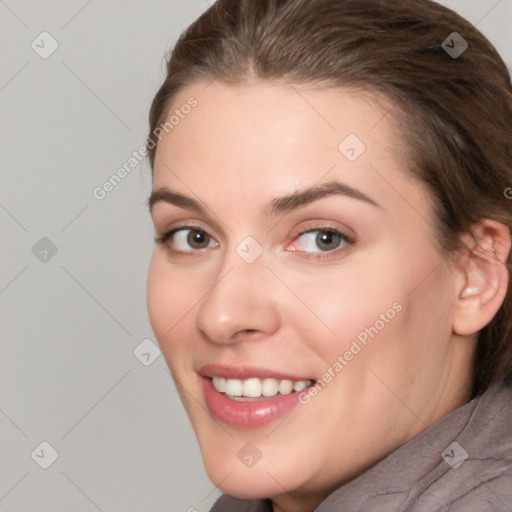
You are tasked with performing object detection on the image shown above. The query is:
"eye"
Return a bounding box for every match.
[155,227,218,253]
[289,228,353,254]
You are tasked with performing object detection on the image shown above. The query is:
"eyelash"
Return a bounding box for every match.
[154,225,355,260]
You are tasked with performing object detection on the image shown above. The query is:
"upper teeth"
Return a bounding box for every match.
[212,377,313,398]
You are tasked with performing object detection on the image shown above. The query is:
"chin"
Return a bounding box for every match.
[199,443,309,500]
[205,465,285,500]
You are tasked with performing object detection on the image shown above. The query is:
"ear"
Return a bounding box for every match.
[452,219,511,336]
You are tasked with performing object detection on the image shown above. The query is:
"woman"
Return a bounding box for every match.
[145,0,512,510]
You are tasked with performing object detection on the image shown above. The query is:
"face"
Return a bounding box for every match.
[147,80,472,509]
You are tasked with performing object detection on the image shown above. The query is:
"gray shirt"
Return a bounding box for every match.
[210,379,512,511]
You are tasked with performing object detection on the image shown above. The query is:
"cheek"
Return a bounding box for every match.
[146,254,199,364]
[273,260,403,361]
[147,256,171,340]
[283,246,446,372]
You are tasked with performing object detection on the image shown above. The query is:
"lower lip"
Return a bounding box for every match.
[202,377,307,428]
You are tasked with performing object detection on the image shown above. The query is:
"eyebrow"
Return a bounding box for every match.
[146,180,381,216]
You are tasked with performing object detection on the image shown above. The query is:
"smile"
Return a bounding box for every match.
[199,365,316,427]
[212,376,314,399]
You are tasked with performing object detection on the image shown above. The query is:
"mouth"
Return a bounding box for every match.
[210,376,314,400]
[199,365,316,427]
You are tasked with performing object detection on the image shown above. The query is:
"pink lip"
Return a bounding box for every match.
[198,364,314,381]
[202,377,309,428]
[198,364,315,428]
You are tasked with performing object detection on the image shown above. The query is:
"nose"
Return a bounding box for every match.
[195,254,280,345]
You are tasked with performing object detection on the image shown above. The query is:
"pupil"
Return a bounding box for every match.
[316,231,340,251]
[188,230,207,248]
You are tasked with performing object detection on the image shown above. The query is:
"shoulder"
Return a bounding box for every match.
[445,469,512,512]
[411,380,512,511]
[412,469,512,511]
[209,494,273,512]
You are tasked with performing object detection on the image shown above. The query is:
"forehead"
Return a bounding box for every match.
[154,80,395,168]
[151,80,425,216]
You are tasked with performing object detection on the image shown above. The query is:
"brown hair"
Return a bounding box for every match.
[146,0,512,394]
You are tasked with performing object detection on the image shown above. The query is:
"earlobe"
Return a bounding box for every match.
[452,220,511,336]
[459,286,478,298]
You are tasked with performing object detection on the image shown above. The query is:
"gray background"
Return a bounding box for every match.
[1,1,511,511]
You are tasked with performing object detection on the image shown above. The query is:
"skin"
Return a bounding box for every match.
[146,80,510,512]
